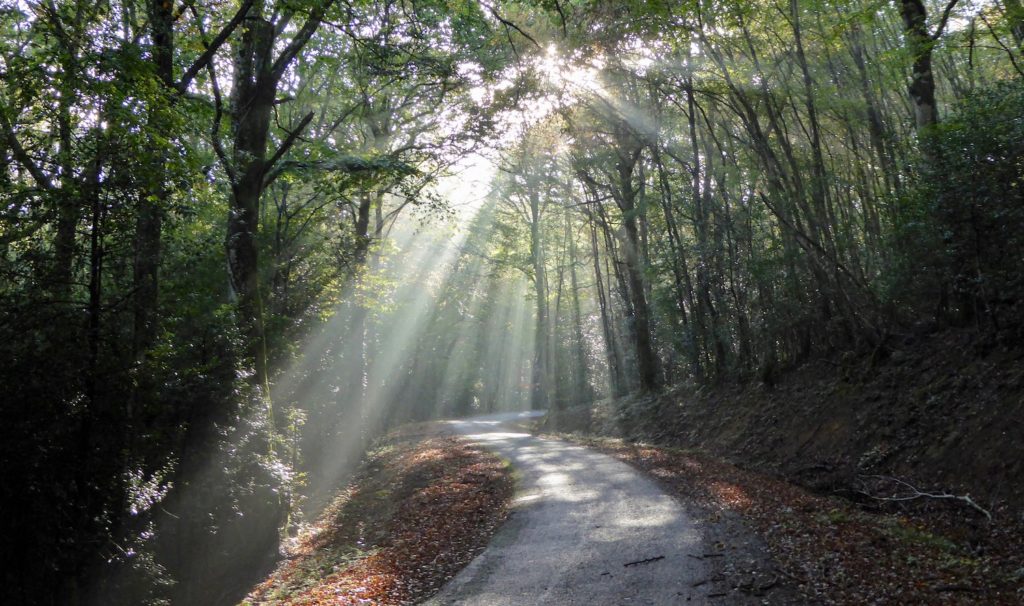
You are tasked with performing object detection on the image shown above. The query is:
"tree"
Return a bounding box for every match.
[897,0,960,132]
[216,0,336,398]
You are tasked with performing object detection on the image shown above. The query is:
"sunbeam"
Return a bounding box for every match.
[7,0,1021,602]
[241,140,562,523]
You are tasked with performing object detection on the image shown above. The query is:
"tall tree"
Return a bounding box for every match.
[897,0,960,131]
[218,0,336,397]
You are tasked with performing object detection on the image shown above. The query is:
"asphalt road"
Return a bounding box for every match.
[425,411,716,605]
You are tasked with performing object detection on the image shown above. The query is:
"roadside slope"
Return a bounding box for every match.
[563,329,1024,510]
[241,426,513,605]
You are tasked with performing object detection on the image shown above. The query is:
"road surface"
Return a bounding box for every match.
[426,411,717,605]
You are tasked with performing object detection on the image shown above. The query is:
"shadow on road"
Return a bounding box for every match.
[428,410,716,605]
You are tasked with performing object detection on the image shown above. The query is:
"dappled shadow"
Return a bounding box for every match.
[426,412,718,605]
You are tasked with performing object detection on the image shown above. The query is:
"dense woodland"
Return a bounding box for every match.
[1,0,1022,603]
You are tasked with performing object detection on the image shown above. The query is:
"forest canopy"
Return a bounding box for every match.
[0,0,1021,603]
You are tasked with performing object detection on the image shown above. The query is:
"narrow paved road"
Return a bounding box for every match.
[427,411,715,605]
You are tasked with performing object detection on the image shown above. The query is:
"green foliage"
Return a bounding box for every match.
[896,81,1024,332]
[2,0,1022,602]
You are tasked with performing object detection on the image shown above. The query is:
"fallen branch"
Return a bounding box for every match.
[623,555,664,567]
[858,475,992,521]
[774,567,808,585]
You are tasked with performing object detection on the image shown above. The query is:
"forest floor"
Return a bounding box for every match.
[544,327,1024,604]
[558,435,1023,604]
[239,424,514,605]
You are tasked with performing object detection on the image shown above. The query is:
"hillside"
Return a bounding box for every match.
[554,328,1024,513]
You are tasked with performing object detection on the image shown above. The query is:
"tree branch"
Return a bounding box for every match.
[933,0,961,40]
[758,192,872,294]
[206,60,236,186]
[481,1,541,50]
[978,13,1024,77]
[0,111,54,190]
[270,1,337,84]
[263,111,315,188]
[553,0,568,38]
[175,0,255,94]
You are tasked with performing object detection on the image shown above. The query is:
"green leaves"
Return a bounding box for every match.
[278,154,418,179]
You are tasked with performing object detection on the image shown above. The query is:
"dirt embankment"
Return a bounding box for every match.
[241,426,513,605]
[546,328,1024,603]
[553,328,1024,514]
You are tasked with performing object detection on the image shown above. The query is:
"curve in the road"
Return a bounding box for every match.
[426,411,716,605]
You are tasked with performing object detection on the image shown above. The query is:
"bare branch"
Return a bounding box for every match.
[859,475,992,521]
[758,192,874,296]
[979,13,1024,77]
[270,1,337,85]
[481,1,541,50]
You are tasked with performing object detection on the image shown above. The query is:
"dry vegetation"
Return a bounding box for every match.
[242,428,513,605]
[567,436,1023,605]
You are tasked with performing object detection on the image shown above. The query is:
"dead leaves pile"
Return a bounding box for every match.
[573,437,1023,605]
[242,434,513,605]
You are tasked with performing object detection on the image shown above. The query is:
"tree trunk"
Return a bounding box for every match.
[53,87,78,300]
[612,137,660,392]
[590,220,626,397]
[528,183,550,409]
[898,0,940,132]
[652,146,701,378]
[790,0,836,257]
[685,74,728,379]
[1002,0,1024,49]
[567,208,592,405]
[227,9,276,395]
[133,0,174,359]
[848,20,901,194]
[221,0,332,400]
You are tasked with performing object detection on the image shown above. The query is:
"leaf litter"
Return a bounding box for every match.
[242,427,513,605]
[567,435,1024,605]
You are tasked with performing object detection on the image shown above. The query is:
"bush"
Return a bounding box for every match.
[897,81,1024,335]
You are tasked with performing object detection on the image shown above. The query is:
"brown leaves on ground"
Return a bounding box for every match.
[569,436,1024,605]
[242,430,513,605]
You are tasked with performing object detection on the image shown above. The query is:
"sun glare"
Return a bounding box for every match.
[539,43,604,94]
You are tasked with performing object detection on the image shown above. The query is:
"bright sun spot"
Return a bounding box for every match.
[539,43,604,94]
[435,152,496,218]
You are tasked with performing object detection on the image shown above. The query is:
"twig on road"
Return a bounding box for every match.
[687,553,725,559]
[623,555,665,567]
